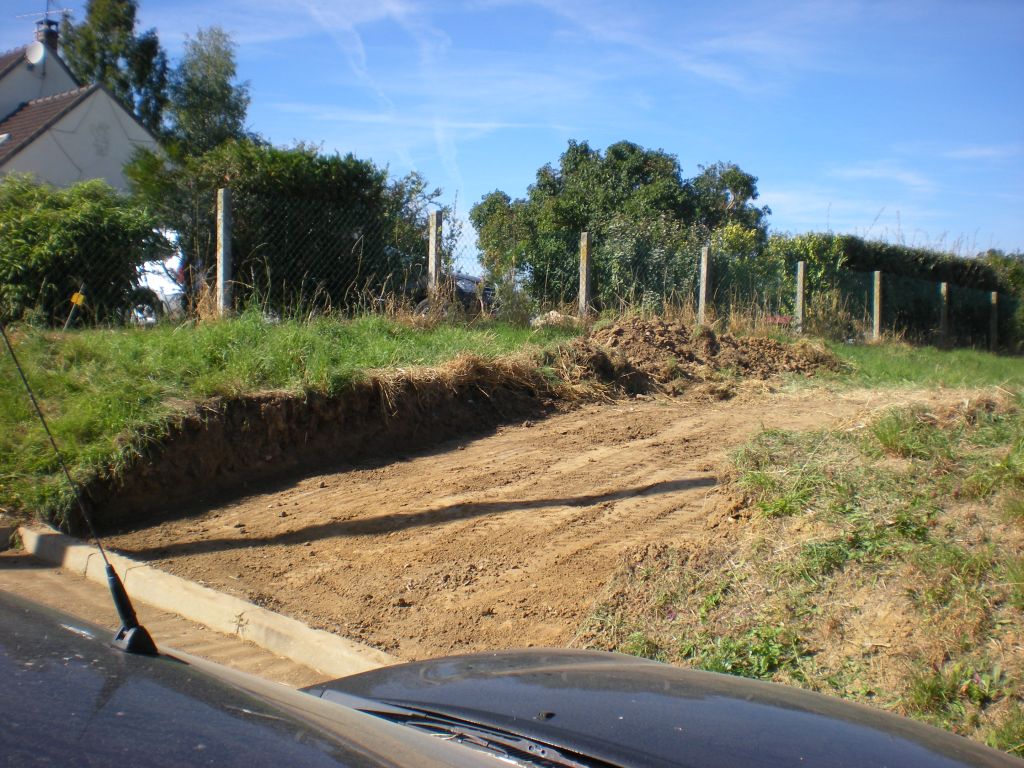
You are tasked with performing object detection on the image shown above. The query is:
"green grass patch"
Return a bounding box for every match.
[907,663,1012,725]
[986,704,1024,755]
[823,343,1024,389]
[0,311,580,521]
[871,409,952,459]
[579,399,1024,753]
[680,624,808,680]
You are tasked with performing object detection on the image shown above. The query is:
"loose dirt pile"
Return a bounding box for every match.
[558,317,840,395]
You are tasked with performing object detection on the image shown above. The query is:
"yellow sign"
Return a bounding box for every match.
[70,292,85,306]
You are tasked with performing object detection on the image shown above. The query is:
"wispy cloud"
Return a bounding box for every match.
[481,0,865,92]
[830,162,935,193]
[272,103,528,134]
[759,181,949,245]
[943,144,1022,160]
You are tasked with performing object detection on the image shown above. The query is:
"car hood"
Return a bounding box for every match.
[307,649,1016,768]
[0,592,494,768]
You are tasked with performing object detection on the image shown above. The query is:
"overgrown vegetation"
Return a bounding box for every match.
[469,140,1023,347]
[128,140,456,316]
[0,176,166,325]
[578,397,1024,753]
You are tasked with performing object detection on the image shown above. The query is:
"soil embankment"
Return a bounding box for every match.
[96,317,866,659]
[84,319,835,529]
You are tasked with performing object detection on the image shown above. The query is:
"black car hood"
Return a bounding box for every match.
[308,649,1016,768]
[0,591,494,768]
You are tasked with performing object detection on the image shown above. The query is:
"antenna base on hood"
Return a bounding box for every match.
[113,625,158,656]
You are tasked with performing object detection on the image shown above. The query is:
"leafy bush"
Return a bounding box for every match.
[129,141,451,314]
[0,175,165,324]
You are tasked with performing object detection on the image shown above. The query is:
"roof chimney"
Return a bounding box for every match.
[35,19,59,52]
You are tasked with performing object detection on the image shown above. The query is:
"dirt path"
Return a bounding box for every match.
[104,385,971,661]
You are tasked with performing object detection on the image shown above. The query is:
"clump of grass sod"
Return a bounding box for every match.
[578,393,1024,754]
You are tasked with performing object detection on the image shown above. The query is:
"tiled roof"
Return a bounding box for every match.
[0,85,98,165]
[0,46,26,78]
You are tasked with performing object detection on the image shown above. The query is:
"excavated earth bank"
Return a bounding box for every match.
[100,319,1010,665]
[83,320,838,531]
[83,358,554,530]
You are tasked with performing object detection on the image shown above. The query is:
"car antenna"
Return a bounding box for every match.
[1,322,158,656]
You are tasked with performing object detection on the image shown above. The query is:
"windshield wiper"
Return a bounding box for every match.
[368,706,610,768]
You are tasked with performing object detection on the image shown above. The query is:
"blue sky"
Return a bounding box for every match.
[4,0,1024,266]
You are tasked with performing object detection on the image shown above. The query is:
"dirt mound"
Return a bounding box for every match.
[559,316,839,394]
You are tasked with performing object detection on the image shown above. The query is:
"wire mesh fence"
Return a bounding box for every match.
[226,191,428,315]
[0,175,1017,350]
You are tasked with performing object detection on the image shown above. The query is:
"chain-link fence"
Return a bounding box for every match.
[0,173,1018,349]
[225,191,428,314]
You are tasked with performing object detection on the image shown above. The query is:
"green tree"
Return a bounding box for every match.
[469,191,529,279]
[686,162,771,237]
[60,0,168,133]
[166,26,250,156]
[128,140,442,312]
[469,140,771,306]
[469,140,695,303]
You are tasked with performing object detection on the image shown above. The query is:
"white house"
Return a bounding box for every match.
[0,21,159,193]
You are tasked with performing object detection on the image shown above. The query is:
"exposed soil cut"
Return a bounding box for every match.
[101,383,981,662]
[84,318,948,663]
[82,357,555,530]
[80,320,838,530]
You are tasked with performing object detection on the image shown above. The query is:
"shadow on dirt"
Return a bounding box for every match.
[112,476,715,560]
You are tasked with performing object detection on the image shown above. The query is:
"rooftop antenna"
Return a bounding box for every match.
[16,1,73,55]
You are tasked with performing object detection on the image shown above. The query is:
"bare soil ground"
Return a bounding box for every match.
[103,383,973,661]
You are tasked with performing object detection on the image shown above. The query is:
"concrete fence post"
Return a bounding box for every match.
[216,188,232,317]
[939,282,950,347]
[872,270,882,342]
[697,246,711,326]
[578,231,592,318]
[990,292,999,352]
[795,261,806,334]
[427,211,442,299]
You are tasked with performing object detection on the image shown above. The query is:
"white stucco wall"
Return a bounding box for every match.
[1,89,159,192]
[0,51,77,120]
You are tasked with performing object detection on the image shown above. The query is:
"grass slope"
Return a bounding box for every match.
[0,312,578,521]
[579,395,1024,754]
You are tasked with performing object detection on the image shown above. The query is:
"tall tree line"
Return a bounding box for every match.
[60,0,250,153]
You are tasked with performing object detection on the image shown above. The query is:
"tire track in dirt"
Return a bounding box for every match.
[104,385,972,660]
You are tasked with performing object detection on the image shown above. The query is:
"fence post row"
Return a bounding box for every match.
[578,231,592,319]
[697,246,711,327]
[795,261,806,334]
[427,211,443,300]
[216,188,232,317]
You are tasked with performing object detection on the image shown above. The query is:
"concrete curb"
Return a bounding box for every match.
[18,525,396,678]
